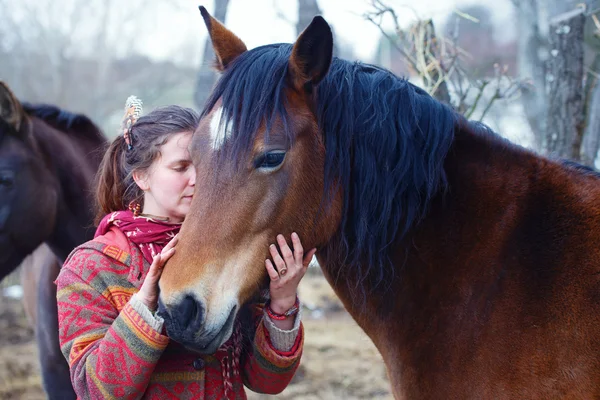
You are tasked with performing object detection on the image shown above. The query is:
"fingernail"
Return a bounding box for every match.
[292,232,298,239]
[270,244,275,248]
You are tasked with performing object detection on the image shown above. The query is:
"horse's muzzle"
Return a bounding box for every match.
[157,295,236,354]
[158,294,203,342]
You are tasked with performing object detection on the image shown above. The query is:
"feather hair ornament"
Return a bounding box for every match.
[121,95,143,150]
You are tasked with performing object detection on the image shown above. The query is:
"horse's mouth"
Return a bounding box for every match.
[190,305,237,354]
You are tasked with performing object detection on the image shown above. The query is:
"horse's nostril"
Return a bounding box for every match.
[177,295,201,328]
[157,298,168,318]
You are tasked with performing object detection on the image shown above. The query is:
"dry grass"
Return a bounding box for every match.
[0,270,392,399]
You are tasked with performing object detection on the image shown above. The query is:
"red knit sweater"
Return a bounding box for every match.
[56,226,303,399]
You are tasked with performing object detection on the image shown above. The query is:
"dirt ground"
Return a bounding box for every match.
[0,269,392,399]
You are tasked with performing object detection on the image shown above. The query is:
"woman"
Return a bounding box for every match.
[55,97,315,399]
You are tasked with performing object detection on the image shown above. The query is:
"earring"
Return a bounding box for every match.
[128,201,141,217]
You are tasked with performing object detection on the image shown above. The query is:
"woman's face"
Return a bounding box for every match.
[136,131,195,223]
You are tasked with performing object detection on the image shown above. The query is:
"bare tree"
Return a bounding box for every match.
[582,0,600,166]
[545,8,586,159]
[0,0,193,133]
[511,0,547,149]
[365,0,523,120]
[274,0,346,58]
[512,0,600,165]
[297,0,323,35]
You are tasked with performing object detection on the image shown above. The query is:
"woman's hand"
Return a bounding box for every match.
[265,232,316,328]
[138,234,179,311]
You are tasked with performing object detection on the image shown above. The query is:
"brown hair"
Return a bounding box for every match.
[94,105,200,224]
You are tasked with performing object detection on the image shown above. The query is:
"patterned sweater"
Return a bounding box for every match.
[56,226,303,400]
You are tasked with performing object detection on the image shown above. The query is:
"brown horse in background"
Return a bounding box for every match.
[157,9,600,399]
[0,81,106,399]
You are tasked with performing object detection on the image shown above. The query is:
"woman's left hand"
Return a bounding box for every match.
[265,232,316,316]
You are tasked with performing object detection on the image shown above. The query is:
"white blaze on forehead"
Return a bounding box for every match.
[209,107,233,150]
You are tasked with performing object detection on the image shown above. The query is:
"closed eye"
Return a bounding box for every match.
[171,161,192,172]
[254,151,286,171]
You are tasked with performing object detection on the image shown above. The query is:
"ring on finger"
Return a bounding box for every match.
[279,268,288,276]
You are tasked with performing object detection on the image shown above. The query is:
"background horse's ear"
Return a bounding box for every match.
[289,16,333,91]
[0,81,25,132]
[199,6,247,71]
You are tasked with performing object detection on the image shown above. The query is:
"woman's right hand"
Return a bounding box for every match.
[138,234,178,311]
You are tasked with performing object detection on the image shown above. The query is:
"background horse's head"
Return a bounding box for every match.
[158,9,343,353]
[0,81,105,281]
[0,82,59,279]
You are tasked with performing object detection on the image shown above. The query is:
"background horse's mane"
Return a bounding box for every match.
[22,103,104,144]
[19,103,106,226]
[202,43,458,289]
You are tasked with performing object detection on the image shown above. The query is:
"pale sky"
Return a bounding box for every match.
[137,0,516,67]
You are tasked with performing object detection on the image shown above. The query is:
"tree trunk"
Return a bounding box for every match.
[581,1,600,167]
[582,53,600,166]
[545,7,585,160]
[297,0,322,35]
[194,0,231,110]
[512,0,547,149]
[296,0,340,56]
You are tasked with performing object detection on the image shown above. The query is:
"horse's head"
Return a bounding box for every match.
[157,9,342,353]
[0,82,58,279]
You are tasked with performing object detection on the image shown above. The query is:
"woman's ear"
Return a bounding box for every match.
[133,170,150,191]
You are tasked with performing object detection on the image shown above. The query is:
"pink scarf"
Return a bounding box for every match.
[95,210,181,264]
[96,211,244,398]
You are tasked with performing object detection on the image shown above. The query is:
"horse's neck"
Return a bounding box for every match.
[319,121,546,341]
[394,123,545,297]
[33,119,105,260]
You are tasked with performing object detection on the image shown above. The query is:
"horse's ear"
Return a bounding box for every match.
[199,6,247,71]
[0,81,25,132]
[289,16,333,91]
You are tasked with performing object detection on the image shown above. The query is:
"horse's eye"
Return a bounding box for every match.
[254,151,286,170]
[0,171,14,188]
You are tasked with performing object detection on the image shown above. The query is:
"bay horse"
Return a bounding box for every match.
[158,9,600,399]
[0,81,106,399]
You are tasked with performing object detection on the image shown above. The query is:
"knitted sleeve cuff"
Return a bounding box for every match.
[129,293,164,332]
[262,306,302,352]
